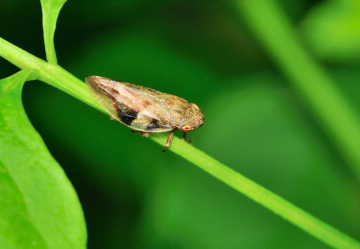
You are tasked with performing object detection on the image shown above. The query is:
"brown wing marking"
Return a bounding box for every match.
[145,119,172,132]
[112,102,138,126]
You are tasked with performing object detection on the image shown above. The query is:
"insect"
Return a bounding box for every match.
[86,76,204,152]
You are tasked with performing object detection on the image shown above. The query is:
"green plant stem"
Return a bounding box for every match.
[1,36,360,249]
[150,133,360,249]
[40,0,67,65]
[237,0,360,182]
[0,37,102,113]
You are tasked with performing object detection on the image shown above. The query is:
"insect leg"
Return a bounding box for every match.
[133,130,151,137]
[182,132,192,145]
[162,130,175,152]
[141,132,151,137]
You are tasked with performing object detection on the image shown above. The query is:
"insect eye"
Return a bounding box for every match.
[181,125,192,132]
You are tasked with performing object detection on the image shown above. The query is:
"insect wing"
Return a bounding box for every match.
[111,84,175,132]
[86,77,119,120]
[121,85,177,122]
[129,112,174,132]
[86,76,175,133]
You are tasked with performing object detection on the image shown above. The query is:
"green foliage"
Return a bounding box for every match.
[301,0,360,62]
[40,0,67,64]
[0,70,86,248]
[239,0,360,182]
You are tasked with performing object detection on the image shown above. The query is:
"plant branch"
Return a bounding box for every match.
[40,0,68,65]
[150,134,360,249]
[0,37,102,112]
[237,0,360,182]
[1,35,359,249]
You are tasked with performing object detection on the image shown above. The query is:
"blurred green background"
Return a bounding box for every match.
[1,0,360,248]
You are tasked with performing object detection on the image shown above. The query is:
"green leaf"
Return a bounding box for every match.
[301,0,360,62]
[40,0,67,65]
[0,70,86,249]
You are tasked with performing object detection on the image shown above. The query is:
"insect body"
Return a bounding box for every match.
[86,76,204,152]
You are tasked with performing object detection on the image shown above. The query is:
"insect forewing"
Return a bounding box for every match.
[116,86,176,132]
[86,77,119,120]
[86,76,175,133]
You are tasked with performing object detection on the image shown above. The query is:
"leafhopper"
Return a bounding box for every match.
[86,76,204,152]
